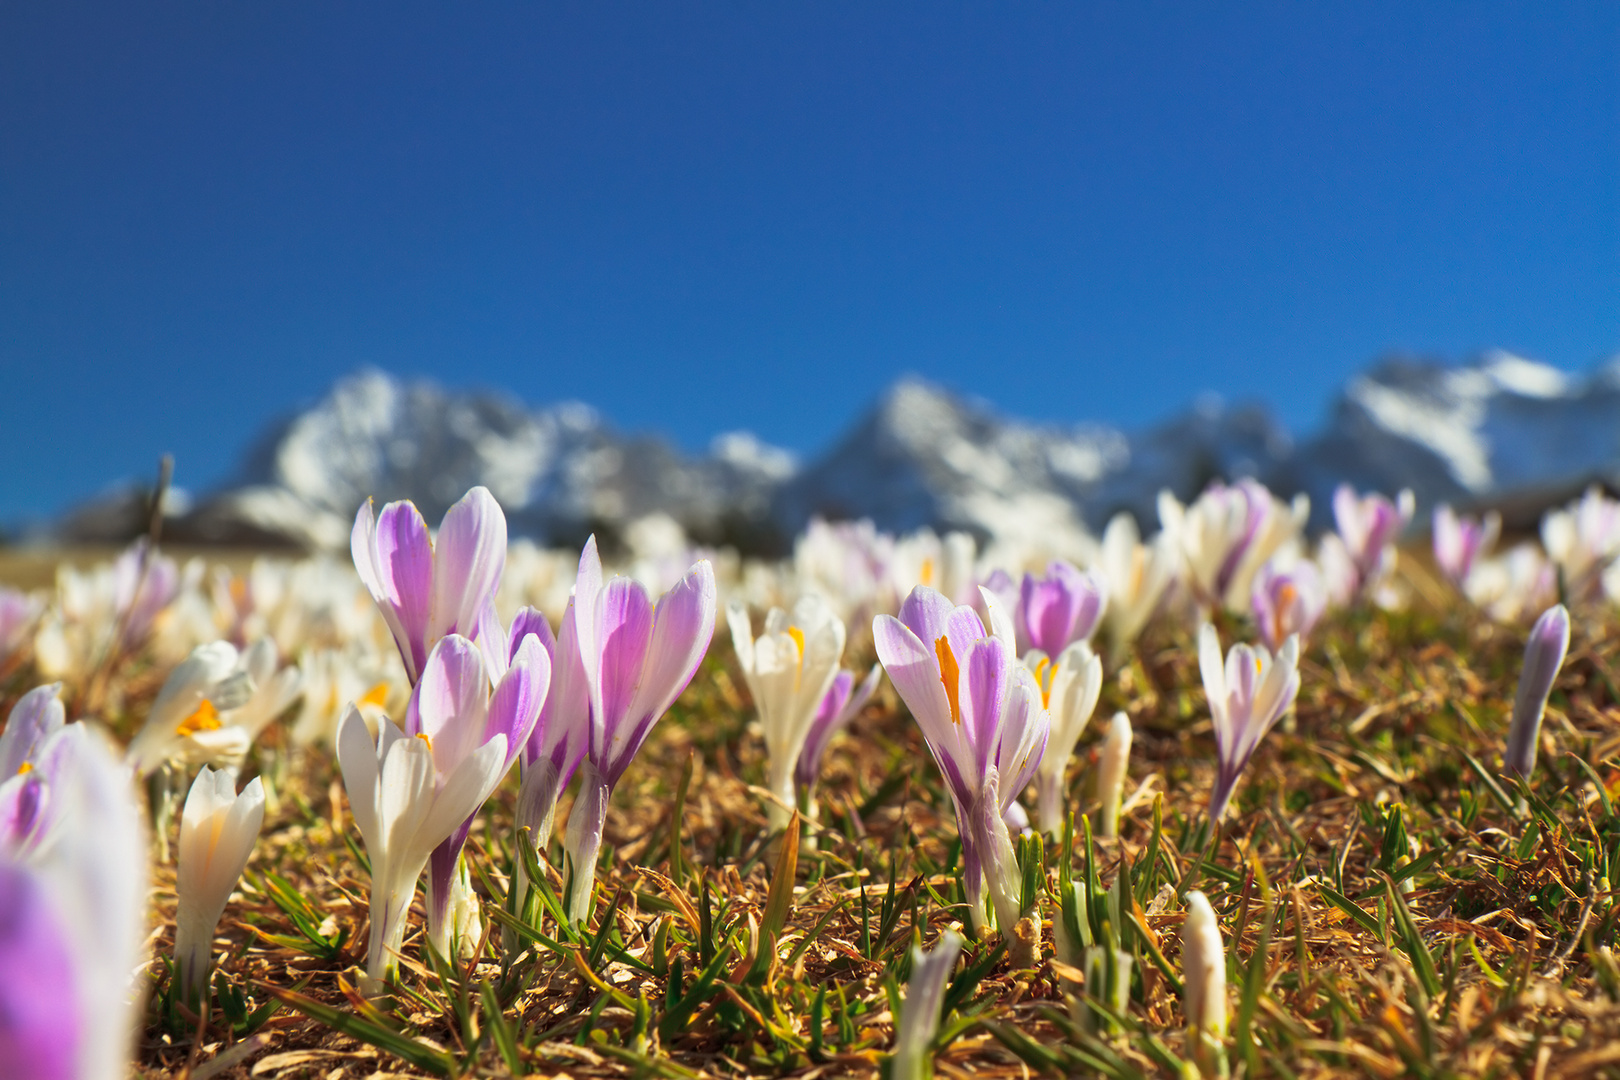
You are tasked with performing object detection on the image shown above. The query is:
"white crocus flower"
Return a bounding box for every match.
[1182,890,1228,1070]
[125,642,256,777]
[174,766,265,1004]
[728,595,846,831]
[219,638,305,746]
[336,705,507,992]
[1095,712,1133,837]
[1026,642,1103,837]
[891,930,964,1080]
[1098,512,1177,657]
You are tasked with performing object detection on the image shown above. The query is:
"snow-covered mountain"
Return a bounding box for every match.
[55,353,1620,551]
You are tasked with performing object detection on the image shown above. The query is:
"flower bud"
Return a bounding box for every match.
[1504,604,1570,778]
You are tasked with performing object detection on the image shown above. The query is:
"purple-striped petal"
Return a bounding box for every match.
[406,635,490,772]
[488,635,550,774]
[370,501,436,680]
[0,865,80,1080]
[430,486,508,645]
[959,637,1009,778]
[593,579,656,760]
[0,684,64,778]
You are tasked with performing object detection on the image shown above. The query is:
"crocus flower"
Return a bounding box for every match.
[112,536,181,654]
[476,603,589,857]
[351,485,508,686]
[873,585,1049,936]
[1095,712,1133,838]
[1026,642,1103,837]
[1097,512,1177,657]
[1181,890,1227,1067]
[0,587,41,668]
[1432,504,1500,588]
[1200,624,1300,822]
[174,767,265,1004]
[0,683,65,780]
[406,634,547,958]
[1326,485,1415,603]
[1251,559,1326,652]
[1504,604,1570,778]
[337,703,508,990]
[1019,560,1108,659]
[1541,487,1620,606]
[1465,543,1559,624]
[794,663,883,808]
[0,865,80,1078]
[562,537,717,922]
[1159,481,1308,615]
[125,641,257,777]
[0,721,147,1080]
[890,930,964,1080]
[727,595,846,830]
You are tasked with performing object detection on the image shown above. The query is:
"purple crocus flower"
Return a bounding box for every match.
[1432,504,1500,588]
[407,633,548,956]
[562,537,717,921]
[1504,604,1570,778]
[0,688,71,859]
[0,717,147,1080]
[112,537,180,652]
[1330,485,1415,602]
[1200,624,1300,822]
[873,585,1050,936]
[1019,561,1108,659]
[478,602,590,927]
[0,588,41,668]
[794,664,883,797]
[0,864,81,1079]
[1251,561,1326,652]
[351,486,508,685]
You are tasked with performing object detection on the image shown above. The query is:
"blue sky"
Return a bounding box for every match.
[1,2,1615,520]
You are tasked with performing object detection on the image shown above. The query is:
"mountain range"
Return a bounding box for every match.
[54,352,1620,553]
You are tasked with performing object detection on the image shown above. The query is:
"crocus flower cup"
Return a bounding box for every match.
[1200,624,1300,823]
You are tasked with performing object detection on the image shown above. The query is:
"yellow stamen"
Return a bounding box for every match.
[17,761,32,776]
[935,636,962,725]
[919,557,935,587]
[176,699,221,738]
[359,682,391,709]
[1277,582,1298,610]
[416,732,434,751]
[787,626,805,661]
[1254,655,1263,675]
[1032,656,1055,709]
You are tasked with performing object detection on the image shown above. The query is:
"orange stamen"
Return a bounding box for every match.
[359,682,391,709]
[176,699,221,737]
[416,732,434,751]
[920,557,935,587]
[935,636,962,724]
[17,761,32,776]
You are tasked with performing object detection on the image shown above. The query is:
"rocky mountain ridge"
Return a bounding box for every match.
[54,353,1620,552]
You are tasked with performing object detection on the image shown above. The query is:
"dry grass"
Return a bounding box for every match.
[10,551,1620,1079]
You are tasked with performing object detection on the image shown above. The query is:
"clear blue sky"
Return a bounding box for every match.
[1,2,1615,520]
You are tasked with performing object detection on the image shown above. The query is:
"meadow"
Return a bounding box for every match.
[3,482,1618,1080]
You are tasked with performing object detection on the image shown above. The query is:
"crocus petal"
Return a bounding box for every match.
[337,706,382,849]
[873,614,972,802]
[1198,624,1226,731]
[592,578,656,756]
[0,684,64,779]
[372,501,436,680]
[407,635,491,773]
[488,636,551,773]
[609,561,717,782]
[509,607,556,663]
[959,637,1009,778]
[416,737,509,855]
[897,587,959,652]
[0,865,80,1080]
[429,486,507,646]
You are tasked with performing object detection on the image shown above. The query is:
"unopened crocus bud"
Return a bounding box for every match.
[1504,604,1570,778]
[891,930,963,1080]
[1096,712,1132,838]
[1181,890,1227,1070]
[174,766,265,1005]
